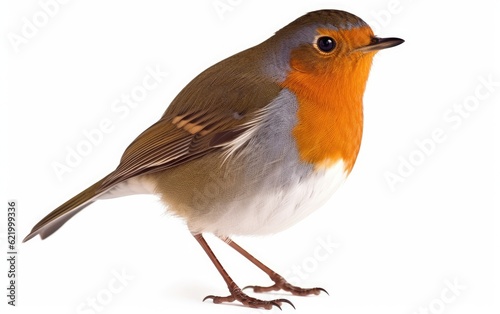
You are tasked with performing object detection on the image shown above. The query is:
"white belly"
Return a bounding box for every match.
[199,159,348,236]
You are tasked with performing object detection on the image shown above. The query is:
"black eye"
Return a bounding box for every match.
[316,36,336,53]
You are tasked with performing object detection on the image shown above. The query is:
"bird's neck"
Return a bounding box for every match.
[281,58,373,172]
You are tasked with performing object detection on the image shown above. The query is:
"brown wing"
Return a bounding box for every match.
[99,50,282,193]
[98,108,258,192]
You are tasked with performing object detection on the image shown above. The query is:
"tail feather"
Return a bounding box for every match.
[23,177,109,242]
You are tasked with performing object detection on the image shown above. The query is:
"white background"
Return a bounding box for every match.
[1,0,498,313]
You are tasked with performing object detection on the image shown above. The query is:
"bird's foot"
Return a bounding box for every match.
[203,282,295,310]
[244,273,328,296]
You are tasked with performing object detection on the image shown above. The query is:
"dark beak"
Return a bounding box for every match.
[355,37,404,53]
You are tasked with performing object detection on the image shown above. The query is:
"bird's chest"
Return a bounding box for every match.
[203,159,348,236]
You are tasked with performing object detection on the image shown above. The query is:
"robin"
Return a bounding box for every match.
[24,9,403,310]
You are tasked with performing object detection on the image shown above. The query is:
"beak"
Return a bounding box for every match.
[355,37,404,53]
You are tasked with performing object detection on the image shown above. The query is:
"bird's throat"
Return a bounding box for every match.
[282,56,372,172]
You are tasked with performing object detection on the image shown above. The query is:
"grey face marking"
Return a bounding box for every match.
[262,24,322,82]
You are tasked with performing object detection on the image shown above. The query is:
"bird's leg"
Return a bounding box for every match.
[193,233,294,310]
[218,236,328,296]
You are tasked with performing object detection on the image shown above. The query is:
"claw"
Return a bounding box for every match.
[275,298,296,310]
[270,301,282,311]
[203,294,233,305]
[317,287,329,296]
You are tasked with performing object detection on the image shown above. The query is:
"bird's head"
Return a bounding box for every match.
[263,9,404,97]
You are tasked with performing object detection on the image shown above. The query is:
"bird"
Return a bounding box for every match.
[24,9,403,310]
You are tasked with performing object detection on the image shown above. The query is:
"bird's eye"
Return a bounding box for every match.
[316,36,336,53]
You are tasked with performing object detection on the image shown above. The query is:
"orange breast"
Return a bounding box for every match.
[281,29,375,172]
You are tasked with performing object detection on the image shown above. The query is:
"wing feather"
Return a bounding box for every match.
[98,55,283,193]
